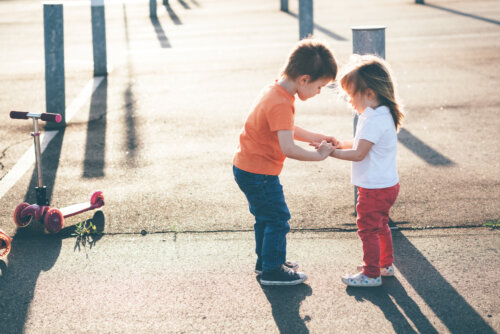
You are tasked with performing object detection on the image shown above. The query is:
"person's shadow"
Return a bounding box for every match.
[346,277,439,334]
[258,277,313,334]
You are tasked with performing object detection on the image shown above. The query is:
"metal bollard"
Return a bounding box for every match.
[91,0,107,76]
[43,2,66,126]
[150,0,157,18]
[280,0,288,12]
[351,26,386,214]
[299,0,313,40]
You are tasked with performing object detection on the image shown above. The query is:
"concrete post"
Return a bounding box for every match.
[299,0,313,40]
[280,0,288,12]
[351,26,386,214]
[43,2,65,126]
[150,0,157,18]
[91,0,107,76]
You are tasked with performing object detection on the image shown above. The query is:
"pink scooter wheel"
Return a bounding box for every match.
[44,208,64,234]
[90,191,104,207]
[14,202,32,227]
[0,229,12,258]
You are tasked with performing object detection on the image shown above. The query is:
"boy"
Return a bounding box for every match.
[233,39,338,286]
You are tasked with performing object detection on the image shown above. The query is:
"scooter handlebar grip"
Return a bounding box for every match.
[9,111,29,119]
[41,113,62,123]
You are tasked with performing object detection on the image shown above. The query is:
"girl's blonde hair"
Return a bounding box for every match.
[339,55,404,130]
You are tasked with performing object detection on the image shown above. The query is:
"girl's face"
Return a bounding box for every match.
[297,77,331,101]
[345,85,376,114]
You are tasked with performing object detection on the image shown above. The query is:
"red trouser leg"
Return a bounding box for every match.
[356,184,399,278]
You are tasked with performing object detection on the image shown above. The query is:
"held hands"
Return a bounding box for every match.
[315,140,336,160]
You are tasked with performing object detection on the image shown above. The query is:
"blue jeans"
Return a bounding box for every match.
[233,166,291,272]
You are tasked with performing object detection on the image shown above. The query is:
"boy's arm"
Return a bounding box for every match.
[294,125,339,146]
[330,139,373,161]
[278,130,334,161]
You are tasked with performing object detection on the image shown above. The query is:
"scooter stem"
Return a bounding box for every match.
[32,117,44,188]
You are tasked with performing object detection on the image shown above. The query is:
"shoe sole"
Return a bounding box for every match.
[341,278,381,287]
[260,277,307,286]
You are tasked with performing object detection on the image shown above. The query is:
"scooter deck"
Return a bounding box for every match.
[60,202,96,218]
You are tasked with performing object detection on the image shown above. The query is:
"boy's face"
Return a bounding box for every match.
[297,77,331,101]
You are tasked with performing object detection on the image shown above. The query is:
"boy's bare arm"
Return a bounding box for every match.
[278,130,334,161]
[330,139,372,161]
[294,125,339,146]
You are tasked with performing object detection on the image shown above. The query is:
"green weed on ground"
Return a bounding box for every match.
[484,219,500,230]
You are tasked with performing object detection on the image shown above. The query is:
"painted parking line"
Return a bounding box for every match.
[0,76,105,200]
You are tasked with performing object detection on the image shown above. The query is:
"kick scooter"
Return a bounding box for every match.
[10,111,105,234]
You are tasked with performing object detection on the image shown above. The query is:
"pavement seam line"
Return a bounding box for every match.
[0,76,105,201]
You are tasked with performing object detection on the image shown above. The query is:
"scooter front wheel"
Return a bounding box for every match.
[14,202,32,228]
[44,208,64,234]
[90,191,104,208]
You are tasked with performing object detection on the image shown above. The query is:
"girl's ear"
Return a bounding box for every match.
[366,88,376,100]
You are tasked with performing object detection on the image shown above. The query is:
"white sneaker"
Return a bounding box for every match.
[342,272,382,287]
[356,264,395,277]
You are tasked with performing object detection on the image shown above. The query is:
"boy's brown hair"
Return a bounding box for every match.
[281,39,337,82]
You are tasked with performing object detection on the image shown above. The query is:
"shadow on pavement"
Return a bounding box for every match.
[178,0,191,10]
[284,11,348,41]
[0,129,64,332]
[164,1,183,25]
[150,16,172,48]
[0,234,61,333]
[347,278,439,333]
[423,3,500,26]
[84,78,108,178]
[398,128,454,166]
[259,278,313,334]
[392,229,496,334]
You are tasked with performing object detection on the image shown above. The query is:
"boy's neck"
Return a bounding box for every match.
[277,77,298,96]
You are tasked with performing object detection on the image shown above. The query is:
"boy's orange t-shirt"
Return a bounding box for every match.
[233,82,295,175]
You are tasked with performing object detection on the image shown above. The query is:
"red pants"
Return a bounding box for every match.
[356,183,400,278]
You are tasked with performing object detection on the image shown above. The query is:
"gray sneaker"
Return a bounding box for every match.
[255,260,299,275]
[260,264,307,286]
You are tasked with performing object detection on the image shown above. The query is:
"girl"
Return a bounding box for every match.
[331,55,404,287]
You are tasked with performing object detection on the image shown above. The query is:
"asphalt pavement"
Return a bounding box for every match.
[0,0,499,332]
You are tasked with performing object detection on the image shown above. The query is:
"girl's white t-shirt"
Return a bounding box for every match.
[352,105,399,189]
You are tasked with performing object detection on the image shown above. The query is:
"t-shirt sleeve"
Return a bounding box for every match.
[267,103,294,132]
[359,118,384,145]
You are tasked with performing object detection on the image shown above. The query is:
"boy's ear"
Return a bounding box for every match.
[298,75,310,85]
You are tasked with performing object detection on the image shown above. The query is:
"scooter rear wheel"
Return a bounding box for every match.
[14,202,32,228]
[0,229,12,257]
[44,208,64,234]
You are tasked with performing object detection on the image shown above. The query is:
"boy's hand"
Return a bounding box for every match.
[324,136,340,147]
[317,140,336,159]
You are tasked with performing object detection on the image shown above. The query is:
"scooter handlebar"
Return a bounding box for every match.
[10,111,62,123]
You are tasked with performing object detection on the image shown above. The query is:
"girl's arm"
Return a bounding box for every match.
[336,139,354,149]
[278,130,334,161]
[294,125,339,146]
[330,139,373,161]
